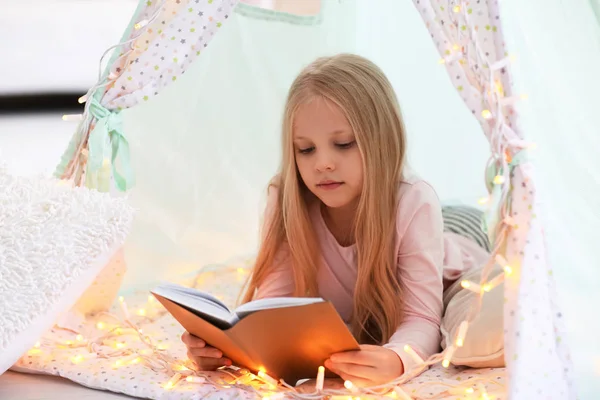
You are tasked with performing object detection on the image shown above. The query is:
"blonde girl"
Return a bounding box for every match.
[182,53,489,387]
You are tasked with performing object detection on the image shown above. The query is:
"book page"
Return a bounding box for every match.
[151,283,238,329]
[160,282,231,311]
[234,297,324,319]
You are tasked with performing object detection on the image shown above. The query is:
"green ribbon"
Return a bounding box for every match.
[86,98,135,192]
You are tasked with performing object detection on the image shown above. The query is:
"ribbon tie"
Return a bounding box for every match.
[482,149,530,244]
[86,97,135,192]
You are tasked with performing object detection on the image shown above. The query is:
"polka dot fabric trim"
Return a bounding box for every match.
[503,165,576,399]
[102,0,239,111]
[13,264,505,399]
[412,0,505,139]
[413,1,576,397]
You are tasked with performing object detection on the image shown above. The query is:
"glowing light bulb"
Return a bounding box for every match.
[456,321,469,347]
[478,196,490,205]
[257,369,278,388]
[62,114,83,121]
[442,346,455,368]
[138,309,146,316]
[494,80,505,97]
[466,387,474,394]
[71,355,84,364]
[316,366,325,391]
[344,380,359,394]
[483,274,505,292]
[453,43,460,50]
[403,345,424,364]
[134,19,149,30]
[461,280,482,293]
[481,109,492,119]
[78,95,87,104]
[96,322,105,330]
[119,296,124,302]
[76,335,84,342]
[453,5,461,12]
[34,342,41,348]
[186,376,206,383]
[164,373,182,389]
[504,265,513,275]
[493,175,505,185]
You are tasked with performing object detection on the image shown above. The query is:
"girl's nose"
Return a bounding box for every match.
[315,152,335,172]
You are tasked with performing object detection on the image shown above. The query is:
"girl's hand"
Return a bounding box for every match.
[181,331,232,370]
[324,345,404,387]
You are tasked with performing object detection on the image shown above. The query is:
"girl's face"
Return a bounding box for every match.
[292,97,363,211]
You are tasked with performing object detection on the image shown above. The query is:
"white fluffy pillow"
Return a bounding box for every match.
[0,166,134,375]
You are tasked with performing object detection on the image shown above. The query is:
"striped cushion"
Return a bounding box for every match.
[441,205,490,252]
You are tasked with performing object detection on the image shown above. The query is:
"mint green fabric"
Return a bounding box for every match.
[591,0,600,26]
[117,0,356,289]
[86,98,135,192]
[234,2,323,25]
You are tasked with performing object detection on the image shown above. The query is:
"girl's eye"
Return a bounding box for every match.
[298,147,314,154]
[336,141,356,149]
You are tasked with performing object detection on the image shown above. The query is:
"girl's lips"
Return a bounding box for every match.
[317,182,343,190]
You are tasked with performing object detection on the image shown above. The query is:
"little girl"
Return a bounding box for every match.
[182,53,489,386]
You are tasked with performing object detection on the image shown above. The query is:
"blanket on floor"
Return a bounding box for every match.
[11,263,506,399]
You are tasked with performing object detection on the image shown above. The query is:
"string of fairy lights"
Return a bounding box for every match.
[48,0,538,398]
[30,264,504,399]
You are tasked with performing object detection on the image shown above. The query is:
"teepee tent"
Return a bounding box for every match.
[16,0,593,398]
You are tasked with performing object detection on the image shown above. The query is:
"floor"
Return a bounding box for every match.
[0,371,136,400]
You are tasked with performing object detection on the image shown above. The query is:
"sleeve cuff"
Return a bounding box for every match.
[383,343,424,377]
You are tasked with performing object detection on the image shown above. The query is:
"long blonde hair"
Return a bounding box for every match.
[241,54,407,345]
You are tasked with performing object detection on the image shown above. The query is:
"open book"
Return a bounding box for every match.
[151,282,360,384]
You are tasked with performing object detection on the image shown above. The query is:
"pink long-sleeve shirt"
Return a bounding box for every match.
[254,175,489,374]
